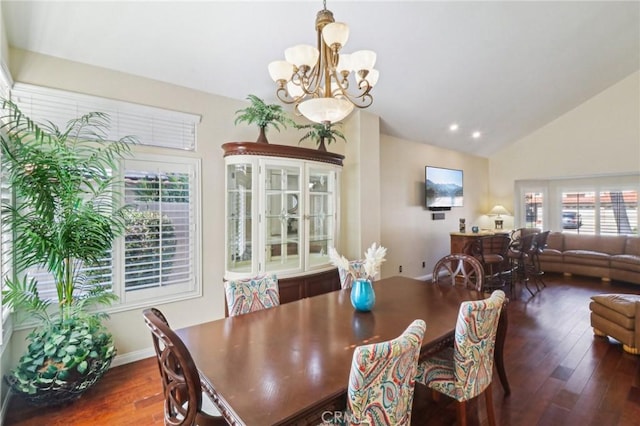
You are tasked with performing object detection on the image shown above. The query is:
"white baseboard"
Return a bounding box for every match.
[415,273,432,281]
[110,347,155,368]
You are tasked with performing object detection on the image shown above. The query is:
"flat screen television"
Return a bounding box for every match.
[425,166,463,209]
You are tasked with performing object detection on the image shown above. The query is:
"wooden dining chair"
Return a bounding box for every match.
[223,274,280,316]
[415,290,506,426]
[142,308,227,426]
[432,253,485,292]
[325,319,426,425]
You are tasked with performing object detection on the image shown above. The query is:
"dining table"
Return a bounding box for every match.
[175,275,509,426]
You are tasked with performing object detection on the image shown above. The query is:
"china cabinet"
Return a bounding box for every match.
[223,142,343,302]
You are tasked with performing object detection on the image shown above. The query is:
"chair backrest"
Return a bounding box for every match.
[432,253,485,292]
[338,260,366,289]
[143,308,205,426]
[224,274,280,316]
[469,235,511,261]
[452,290,506,400]
[517,232,538,256]
[346,319,426,425]
[535,230,550,253]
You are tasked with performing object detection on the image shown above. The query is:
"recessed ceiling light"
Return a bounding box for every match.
[472,131,481,139]
[449,123,459,132]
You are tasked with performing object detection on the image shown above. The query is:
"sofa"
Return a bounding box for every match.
[538,233,640,285]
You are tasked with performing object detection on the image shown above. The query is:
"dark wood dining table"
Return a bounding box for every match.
[176,275,509,426]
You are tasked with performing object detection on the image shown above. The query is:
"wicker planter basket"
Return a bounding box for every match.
[5,352,115,407]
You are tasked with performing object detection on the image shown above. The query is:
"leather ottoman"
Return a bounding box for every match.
[590,293,640,354]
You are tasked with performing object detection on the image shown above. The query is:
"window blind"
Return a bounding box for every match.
[600,190,638,235]
[10,83,201,151]
[123,162,194,292]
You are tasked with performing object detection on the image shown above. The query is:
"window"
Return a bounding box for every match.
[0,62,12,341]
[2,81,204,315]
[561,191,594,234]
[600,190,638,235]
[118,156,200,304]
[524,191,544,229]
[516,175,639,236]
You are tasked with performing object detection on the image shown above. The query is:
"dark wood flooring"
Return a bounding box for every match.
[5,273,640,425]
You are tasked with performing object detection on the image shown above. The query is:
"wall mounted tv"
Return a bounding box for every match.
[425,166,463,210]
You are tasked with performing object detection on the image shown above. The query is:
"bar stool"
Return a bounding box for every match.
[468,235,512,295]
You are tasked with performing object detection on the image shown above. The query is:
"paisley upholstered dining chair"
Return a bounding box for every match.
[323,319,426,425]
[223,274,280,316]
[415,290,506,426]
[142,308,226,426]
[338,260,366,289]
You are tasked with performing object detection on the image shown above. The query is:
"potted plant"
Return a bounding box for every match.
[0,100,135,406]
[296,121,346,152]
[234,94,292,144]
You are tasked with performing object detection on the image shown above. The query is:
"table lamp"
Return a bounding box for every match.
[489,205,511,230]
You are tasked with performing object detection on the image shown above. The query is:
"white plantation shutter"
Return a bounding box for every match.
[2,82,203,310]
[122,157,198,300]
[11,83,200,151]
[600,190,638,236]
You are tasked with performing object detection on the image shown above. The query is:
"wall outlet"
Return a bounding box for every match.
[399,265,403,273]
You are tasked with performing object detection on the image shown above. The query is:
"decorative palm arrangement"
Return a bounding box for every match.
[234,94,293,144]
[296,121,346,152]
[0,100,135,406]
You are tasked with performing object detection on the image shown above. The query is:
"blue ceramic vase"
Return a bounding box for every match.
[350,278,376,312]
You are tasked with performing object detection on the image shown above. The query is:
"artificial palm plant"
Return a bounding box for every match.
[234,94,293,143]
[0,100,134,406]
[296,121,346,152]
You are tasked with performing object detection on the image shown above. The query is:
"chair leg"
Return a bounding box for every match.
[485,382,496,426]
[456,400,467,426]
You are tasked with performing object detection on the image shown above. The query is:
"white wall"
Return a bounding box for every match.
[5,48,376,367]
[0,2,7,66]
[490,70,640,212]
[5,48,306,363]
[380,135,490,279]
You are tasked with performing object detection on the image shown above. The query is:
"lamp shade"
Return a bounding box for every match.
[285,44,319,68]
[350,50,377,72]
[322,22,349,49]
[489,205,511,216]
[298,98,354,123]
[268,60,294,82]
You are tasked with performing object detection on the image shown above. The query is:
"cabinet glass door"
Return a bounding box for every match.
[264,164,302,273]
[307,167,336,268]
[226,163,254,274]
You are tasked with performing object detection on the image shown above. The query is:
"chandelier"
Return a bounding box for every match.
[267,0,379,124]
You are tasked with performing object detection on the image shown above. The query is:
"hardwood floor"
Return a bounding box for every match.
[5,273,640,425]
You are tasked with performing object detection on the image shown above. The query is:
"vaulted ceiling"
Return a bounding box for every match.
[3,1,639,157]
